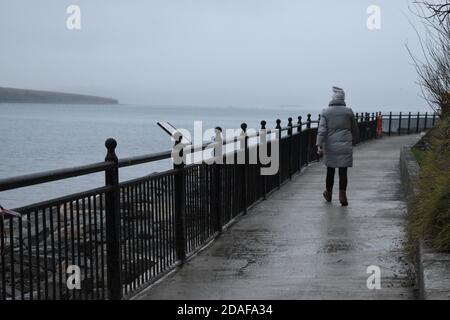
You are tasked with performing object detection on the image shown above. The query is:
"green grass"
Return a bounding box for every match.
[407,117,450,252]
[411,147,426,167]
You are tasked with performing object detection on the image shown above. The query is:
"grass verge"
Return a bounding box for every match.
[407,117,450,252]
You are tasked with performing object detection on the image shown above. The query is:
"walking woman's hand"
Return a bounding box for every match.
[317,146,323,157]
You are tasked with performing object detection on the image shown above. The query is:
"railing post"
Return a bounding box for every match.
[374,113,377,139]
[306,114,311,164]
[365,113,370,140]
[297,116,302,133]
[241,123,248,214]
[398,112,402,135]
[362,113,366,141]
[297,116,302,168]
[316,114,321,158]
[432,112,436,127]
[373,112,376,139]
[355,113,359,143]
[104,138,122,300]
[173,136,186,262]
[407,112,411,134]
[360,113,365,141]
[260,120,267,200]
[376,112,379,138]
[213,127,223,233]
[276,119,282,187]
[416,112,420,133]
[424,112,428,130]
[388,112,392,136]
[287,117,293,180]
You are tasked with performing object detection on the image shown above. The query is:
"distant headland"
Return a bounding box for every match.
[0,87,118,104]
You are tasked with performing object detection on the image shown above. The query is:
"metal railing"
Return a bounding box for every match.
[380,111,437,135]
[0,111,435,300]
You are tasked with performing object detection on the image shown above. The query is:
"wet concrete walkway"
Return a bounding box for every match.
[136,134,421,300]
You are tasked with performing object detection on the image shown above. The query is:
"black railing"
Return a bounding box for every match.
[0,112,435,300]
[380,111,437,136]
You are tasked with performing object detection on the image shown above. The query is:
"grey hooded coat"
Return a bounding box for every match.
[316,105,359,168]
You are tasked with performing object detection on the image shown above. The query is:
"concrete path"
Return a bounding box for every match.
[136,134,421,300]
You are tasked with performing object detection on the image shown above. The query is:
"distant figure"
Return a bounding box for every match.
[316,86,359,206]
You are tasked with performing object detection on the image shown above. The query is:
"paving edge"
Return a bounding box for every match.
[399,146,450,300]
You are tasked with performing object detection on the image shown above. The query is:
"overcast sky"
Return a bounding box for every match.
[0,0,428,110]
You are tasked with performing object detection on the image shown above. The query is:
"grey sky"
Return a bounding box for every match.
[0,0,427,110]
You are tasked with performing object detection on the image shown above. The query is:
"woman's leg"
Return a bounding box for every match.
[338,167,349,206]
[338,167,348,191]
[326,167,336,192]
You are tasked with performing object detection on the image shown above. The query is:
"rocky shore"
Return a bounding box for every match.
[1,183,176,300]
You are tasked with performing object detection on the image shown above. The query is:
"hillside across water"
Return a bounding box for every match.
[0,87,118,104]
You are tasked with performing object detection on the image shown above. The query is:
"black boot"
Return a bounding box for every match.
[323,190,332,202]
[339,191,348,206]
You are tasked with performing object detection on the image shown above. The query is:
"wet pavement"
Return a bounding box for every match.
[135,134,420,300]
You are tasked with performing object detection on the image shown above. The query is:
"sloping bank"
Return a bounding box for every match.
[400,118,450,299]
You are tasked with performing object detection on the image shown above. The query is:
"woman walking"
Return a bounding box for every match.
[316,86,359,206]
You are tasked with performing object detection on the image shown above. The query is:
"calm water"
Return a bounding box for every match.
[0,103,322,208]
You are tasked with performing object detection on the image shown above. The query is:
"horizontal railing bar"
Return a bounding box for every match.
[118,169,177,188]
[380,113,433,116]
[183,148,242,167]
[118,150,172,168]
[183,141,215,154]
[0,161,115,192]
[381,116,428,118]
[12,185,112,212]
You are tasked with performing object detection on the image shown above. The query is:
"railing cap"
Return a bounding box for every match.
[105,138,118,162]
[261,120,266,129]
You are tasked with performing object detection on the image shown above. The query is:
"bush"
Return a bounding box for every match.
[408,117,450,252]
